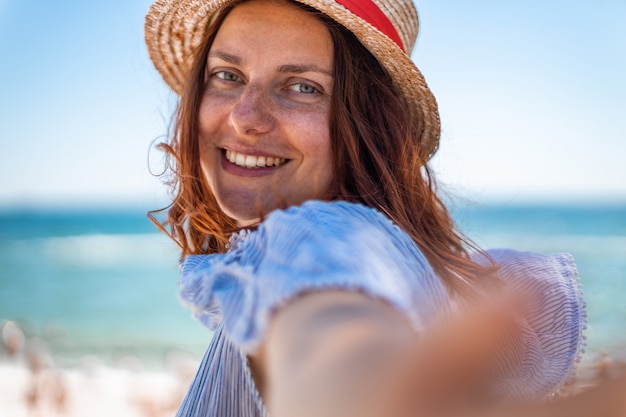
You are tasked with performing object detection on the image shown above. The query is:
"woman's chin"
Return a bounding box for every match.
[221,202,269,227]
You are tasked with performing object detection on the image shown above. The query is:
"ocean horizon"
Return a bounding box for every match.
[1,203,625,369]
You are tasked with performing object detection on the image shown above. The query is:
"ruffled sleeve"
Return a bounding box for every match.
[178,200,449,351]
[472,249,587,399]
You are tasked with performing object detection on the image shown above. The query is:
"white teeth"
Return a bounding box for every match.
[225,150,286,169]
[245,155,256,168]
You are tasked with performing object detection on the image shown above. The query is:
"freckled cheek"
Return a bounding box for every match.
[292,111,333,189]
[302,113,332,165]
[198,89,236,131]
[197,98,225,180]
[197,115,215,163]
[198,97,218,135]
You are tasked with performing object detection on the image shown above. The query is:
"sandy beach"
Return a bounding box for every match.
[0,319,200,417]
[0,356,199,417]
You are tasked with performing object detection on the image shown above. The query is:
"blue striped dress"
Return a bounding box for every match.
[175,201,586,416]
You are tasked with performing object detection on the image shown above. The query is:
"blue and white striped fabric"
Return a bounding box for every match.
[175,200,586,416]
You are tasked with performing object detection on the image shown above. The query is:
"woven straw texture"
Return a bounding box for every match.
[144,0,440,157]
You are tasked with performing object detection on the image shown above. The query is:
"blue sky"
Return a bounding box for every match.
[1,0,625,208]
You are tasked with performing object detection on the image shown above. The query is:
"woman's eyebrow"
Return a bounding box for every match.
[208,51,242,65]
[278,64,333,77]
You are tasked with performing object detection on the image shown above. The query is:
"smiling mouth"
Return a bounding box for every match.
[225,149,288,169]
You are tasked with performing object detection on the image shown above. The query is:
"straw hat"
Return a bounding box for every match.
[145,0,440,157]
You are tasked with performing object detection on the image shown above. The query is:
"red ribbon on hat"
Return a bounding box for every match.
[336,0,405,52]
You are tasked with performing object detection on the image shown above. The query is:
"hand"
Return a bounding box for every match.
[262,290,626,417]
[380,296,626,417]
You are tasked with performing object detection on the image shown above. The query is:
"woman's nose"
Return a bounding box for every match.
[229,84,275,136]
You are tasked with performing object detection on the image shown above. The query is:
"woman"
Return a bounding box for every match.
[144,0,614,416]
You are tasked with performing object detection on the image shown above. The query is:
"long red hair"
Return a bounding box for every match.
[150,0,492,295]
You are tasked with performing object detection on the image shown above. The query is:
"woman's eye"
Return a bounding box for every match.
[215,71,240,82]
[289,83,319,94]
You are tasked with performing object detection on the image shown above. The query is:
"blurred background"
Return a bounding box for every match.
[0,0,625,415]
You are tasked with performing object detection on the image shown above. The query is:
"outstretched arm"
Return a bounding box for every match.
[253,290,626,417]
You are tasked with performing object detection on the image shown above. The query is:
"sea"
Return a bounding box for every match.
[1,203,625,369]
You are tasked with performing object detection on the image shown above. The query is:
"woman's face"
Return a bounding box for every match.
[198,0,334,226]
